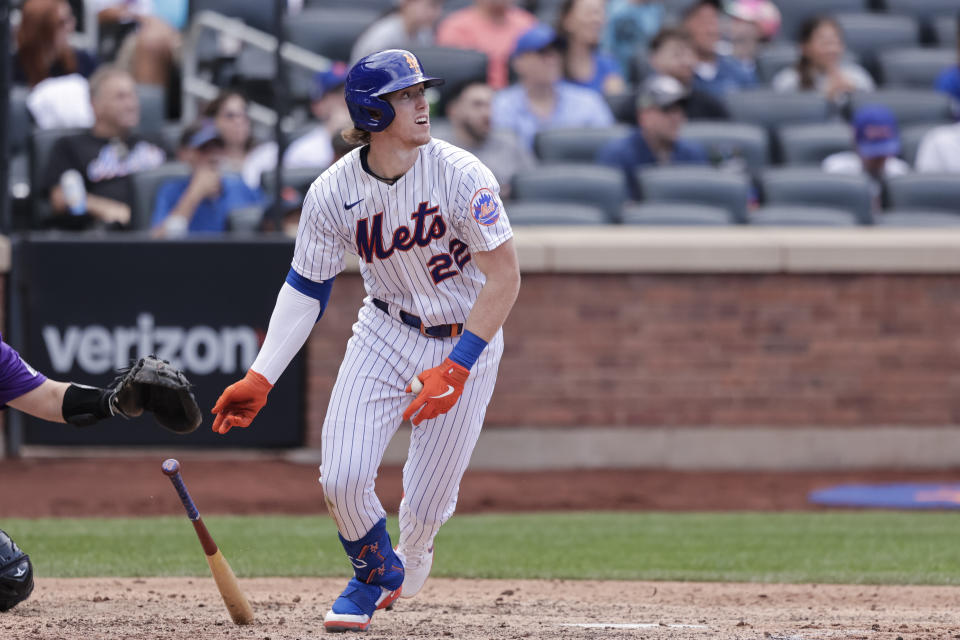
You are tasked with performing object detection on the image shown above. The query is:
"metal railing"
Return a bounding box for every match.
[182,10,333,127]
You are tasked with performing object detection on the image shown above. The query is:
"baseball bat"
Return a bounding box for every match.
[161,458,254,625]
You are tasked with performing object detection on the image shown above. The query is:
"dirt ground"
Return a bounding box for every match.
[3,457,960,639]
[4,578,960,640]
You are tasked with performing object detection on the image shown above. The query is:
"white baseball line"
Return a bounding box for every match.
[560,623,710,629]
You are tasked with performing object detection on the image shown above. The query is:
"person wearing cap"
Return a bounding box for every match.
[596,74,708,200]
[647,27,728,120]
[436,0,536,89]
[822,104,909,212]
[283,63,353,170]
[151,119,267,236]
[491,23,614,151]
[351,0,443,63]
[681,0,756,98]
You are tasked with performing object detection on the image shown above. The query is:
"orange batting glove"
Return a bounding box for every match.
[403,358,470,426]
[211,369,273,434]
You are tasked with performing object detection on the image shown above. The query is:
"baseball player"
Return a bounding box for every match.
[210,49,521,632]
[0,335,200,613]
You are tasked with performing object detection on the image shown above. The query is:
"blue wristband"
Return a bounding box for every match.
[447,330,488,370]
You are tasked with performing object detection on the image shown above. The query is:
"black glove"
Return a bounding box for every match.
[0,529,33,612]
[109,356,202,433]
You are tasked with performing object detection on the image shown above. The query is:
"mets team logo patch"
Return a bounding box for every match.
[471,188,499,226]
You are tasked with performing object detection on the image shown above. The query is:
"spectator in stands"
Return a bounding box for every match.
[556,0,625,96]
[436,0,537,89]
[723,0,780,82]
[351,0,443,63]
[440,80,533,198]
[596,74,708,200]
[602,0,664,82]
[91,0,183,87]
[151,120,266,237]
[284,65,352,170]
[13,0,98,87]
[202,90,274,189]
[681,0,755,98]
[42,66,166,230]
[491,23,614,151]
[772,15,874,106]
[915,122,960,173]
[647,27,728,119]
[822,105,908,212]
[259,186,303,238]
[934,12,960,104]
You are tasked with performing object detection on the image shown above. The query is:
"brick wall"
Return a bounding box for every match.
[302,272,960,446]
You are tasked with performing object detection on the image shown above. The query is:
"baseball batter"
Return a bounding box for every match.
[210,49,520,632]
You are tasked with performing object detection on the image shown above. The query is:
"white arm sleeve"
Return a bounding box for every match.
[250,282,321,385]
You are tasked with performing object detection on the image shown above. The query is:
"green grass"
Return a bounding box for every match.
[5,511,960,585]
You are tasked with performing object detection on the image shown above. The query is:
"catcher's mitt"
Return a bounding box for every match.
[0,529,33,612]
[110,356,202,433]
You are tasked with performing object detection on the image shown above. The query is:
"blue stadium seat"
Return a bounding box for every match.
[284,8,379,62]
[773,0,869,42]
[755,42,798,84]
[834,13,921,78]
[680,121,770,173]
[605,91,637,125]
[621,202,734,226]
[883,0,959,44]
[725,90,831,132]
[850,89,955,126]
[934,14,958,47]
[506,201,610,225]
[885,173,960,213]
[130,163,193,231]
[261,167,324,194]
[776,122,853,166]
[534,126,632,164]
[305,0,394,9]
[191,0,277,32]
[133,84,166,137]
[408,47,489,110]
[899,122,941,166]
[760,168,874,224]
[636,166,750,223]
[749,205,859,227]
[878,47,957,88]
[512,164,627,223]
[876,210,960,227]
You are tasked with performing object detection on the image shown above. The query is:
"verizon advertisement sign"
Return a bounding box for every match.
[16,237,303,447]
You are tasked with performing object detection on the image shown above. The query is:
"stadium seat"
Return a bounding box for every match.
[305,0,394,10]
[129,163,193,231]
[506,201,609,225]
[759,168,874,225]
[834,13,920,77]
[899,122,940,166]
[748,205,859,227]
[191,0,277,32]
[680,121,770,173]
[876,210,960,227]
[636,166,750,224]
[885,173,960,213]
[883,0,959,44]
[621,202,734,226]
[133,84,166,137]
[408,47,489,110]
[228,204,267,232]
[261,167,324,195]
[774,0,869,41]
[512,164,627,223]
[605,91,637,125]
[850,89,955,126]
[755,42,798,84]
[724,90,831,132]
[284,8,379,62]
[776,122,853,166]
[877,48,957,88]
[934,15,957,48]
[9,87,31,156]
[534,126,632,163]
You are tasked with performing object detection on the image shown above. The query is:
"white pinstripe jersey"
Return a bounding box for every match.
[292,138,513,326]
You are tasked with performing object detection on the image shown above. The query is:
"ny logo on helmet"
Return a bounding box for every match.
[404,53,420,73]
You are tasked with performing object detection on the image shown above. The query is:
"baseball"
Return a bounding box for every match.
[410,376,423,393]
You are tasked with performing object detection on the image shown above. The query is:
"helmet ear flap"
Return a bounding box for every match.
[346,93,396,133]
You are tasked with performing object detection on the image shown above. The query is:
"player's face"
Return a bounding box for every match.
[382,82,431,147]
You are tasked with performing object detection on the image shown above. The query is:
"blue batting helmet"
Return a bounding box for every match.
[345,49,444,132]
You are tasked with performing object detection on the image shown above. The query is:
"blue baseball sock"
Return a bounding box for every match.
[338,518,404,590]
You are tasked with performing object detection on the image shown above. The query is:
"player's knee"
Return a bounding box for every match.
[0,530,34,612]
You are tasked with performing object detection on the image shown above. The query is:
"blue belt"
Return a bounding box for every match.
[372,298,463,338]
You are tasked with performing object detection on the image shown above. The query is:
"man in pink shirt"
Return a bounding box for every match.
[436,0,536,89]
